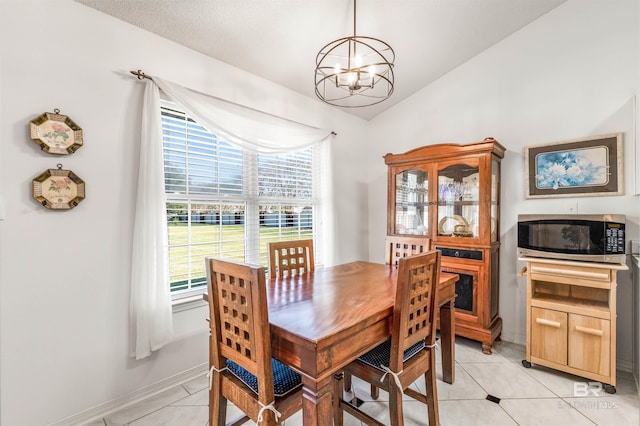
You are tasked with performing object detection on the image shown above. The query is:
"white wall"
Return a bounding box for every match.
[368,0,640,367]
[0,1,369,425]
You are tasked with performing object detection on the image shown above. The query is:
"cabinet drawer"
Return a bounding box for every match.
[529,262,611,289]
[436,246,483,261]
[531,307,567,365]
[568,314,610,376]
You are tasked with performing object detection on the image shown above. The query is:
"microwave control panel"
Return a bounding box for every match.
[605,223,625,254]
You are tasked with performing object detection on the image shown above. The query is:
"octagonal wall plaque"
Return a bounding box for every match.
[32,165,85,210]
[29,109,83,155]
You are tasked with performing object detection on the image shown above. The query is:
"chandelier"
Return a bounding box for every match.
[314,0,395,108]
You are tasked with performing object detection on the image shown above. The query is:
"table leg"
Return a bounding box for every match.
[440,300,455,384]
[332,372,344,426]
[302,375,333,426]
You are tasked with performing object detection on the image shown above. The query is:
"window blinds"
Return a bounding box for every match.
[161,102,319,297]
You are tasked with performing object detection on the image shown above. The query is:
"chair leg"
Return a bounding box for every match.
[370,384,380,400]
[343,373,380,402]
[425,355,440,426]
[209,371,227,426]
[332,372,345,426]
[344,372,352,392]
[388,384,404,426]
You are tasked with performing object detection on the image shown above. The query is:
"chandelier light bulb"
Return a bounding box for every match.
[368,65,376,79]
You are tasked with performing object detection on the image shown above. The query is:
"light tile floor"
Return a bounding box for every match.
[87,338,640,425]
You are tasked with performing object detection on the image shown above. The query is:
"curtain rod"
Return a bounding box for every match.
[129,69,337,136]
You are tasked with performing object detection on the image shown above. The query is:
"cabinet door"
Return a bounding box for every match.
[531,307,567,365]
[392,168,429,236]
[490,157,500,243]
[441,264,478,316]
[436,160,480,239]
[568,314,610,376]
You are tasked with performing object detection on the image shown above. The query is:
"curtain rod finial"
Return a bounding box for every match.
[130,69,151,80]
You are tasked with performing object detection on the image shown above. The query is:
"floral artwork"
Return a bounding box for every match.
[525,133,623,198]
[29,111,83,155]
[48,177,73,193]
[535,147,608,190]
[32,167,85,210]
[42,122,71,144]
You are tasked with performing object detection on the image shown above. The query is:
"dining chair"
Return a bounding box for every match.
[348,235,431,401]
[385,235,430,266]
[205,258,303,425]
[333,251,442,426]
[267,239,315,279]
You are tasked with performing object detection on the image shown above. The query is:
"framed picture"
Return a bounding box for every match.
[524,133,623,198]
[29,109,83,155]
[32,165,85,210]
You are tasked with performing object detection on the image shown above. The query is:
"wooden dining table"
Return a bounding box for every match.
[204,261,456,425]
[262,261,457,426]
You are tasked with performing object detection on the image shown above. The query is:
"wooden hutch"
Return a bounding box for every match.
[384,138,505,353]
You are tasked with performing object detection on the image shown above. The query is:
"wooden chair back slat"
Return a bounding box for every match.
[390,251,441,371]
[206,258,273,395]
[334,250,442,426]
[385,236,430,266]
[268,239,315,279]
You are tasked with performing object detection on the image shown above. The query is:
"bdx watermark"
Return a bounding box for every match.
[573,381,604,397]
[557,382,618,410]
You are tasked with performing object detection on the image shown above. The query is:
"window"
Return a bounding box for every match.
[161,102,321,299]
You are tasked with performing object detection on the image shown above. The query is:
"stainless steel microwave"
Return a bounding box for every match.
[517,214,625,264]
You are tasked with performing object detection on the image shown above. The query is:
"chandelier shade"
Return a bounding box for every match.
[314,1,395,108]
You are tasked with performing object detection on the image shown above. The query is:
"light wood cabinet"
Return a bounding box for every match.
[531,307,568,365]
[521,257,627,391]
[384,138,505,353]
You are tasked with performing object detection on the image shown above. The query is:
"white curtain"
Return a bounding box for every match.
[130,80,173,360]
[130,77,333,359]
[153,77,332,153]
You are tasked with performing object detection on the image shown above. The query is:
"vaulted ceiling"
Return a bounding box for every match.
[75,0,566,120]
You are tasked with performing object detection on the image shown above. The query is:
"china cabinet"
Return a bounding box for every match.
[384,138,505,353]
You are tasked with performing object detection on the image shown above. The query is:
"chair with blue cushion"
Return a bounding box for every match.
[205,258,303,425]
[333,251,441,426]
[344,235,432,401]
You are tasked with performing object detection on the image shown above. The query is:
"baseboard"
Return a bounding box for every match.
[47,362,208,426]
[617,359,633,374]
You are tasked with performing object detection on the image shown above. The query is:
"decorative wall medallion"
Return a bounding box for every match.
[29,109,83,154]
[32,164,85,210]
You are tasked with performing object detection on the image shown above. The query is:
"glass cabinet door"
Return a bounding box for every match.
[437,162,479,238]
[491,158,500,242]
[394,169,428,235]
